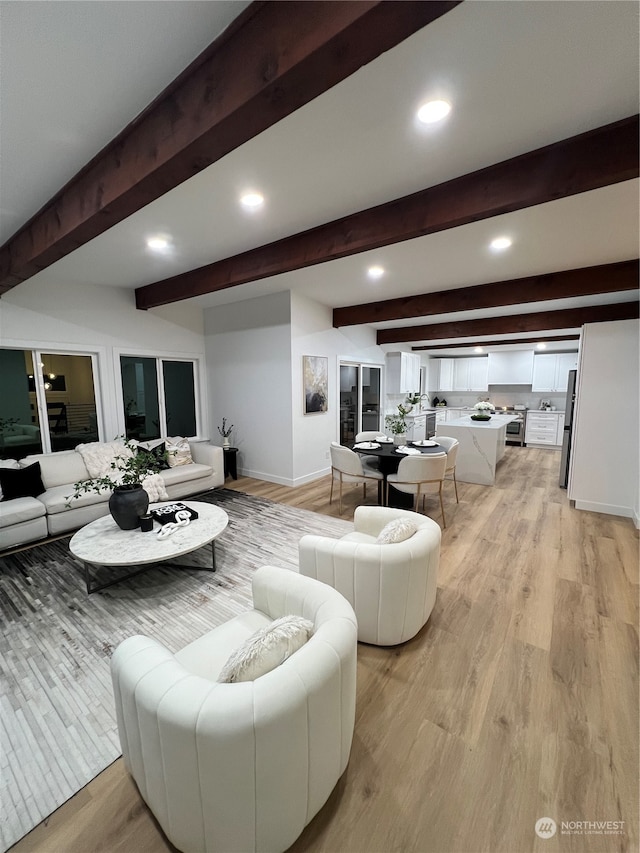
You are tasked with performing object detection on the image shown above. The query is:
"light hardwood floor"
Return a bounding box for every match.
[11,447,639,853]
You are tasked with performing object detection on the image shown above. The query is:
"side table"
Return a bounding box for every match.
[223,446,239,480]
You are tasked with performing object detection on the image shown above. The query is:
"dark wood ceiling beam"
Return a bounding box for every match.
[334,260,639,327]
[412,334,581,351]
[135,114,639,309]
[0,0,461,295]
[377,302,639,344]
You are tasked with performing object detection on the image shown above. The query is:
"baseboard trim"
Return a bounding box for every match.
[237,467,330,488]
[574,499,635,521]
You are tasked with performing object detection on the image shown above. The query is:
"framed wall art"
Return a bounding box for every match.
[303,355,328,414]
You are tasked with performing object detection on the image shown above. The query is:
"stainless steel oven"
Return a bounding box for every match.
[505,410,526,446]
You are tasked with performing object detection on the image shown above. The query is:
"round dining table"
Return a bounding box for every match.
[352,440,446,508]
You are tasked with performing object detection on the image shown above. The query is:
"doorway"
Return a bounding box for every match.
[339,362,382,444]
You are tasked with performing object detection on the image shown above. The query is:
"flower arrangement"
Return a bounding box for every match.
[217,418,234,438]
[385,403,412,435]
[471,401,494,421]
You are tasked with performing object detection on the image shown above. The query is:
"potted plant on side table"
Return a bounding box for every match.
[217,418,234,449]
[69,438,167,530]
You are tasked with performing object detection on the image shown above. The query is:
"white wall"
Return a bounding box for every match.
[204,291,294,484]
[203,290,387,486]
[0,278,208,440]
[291,291,385,485]
[569,319,639,524]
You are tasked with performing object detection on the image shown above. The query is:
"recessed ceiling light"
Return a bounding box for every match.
[240,192,264,209]
[490,236,513,251]
[367,265,385,279]
[536,342,547,350]
[147,236,170,251]
[416,99,451,124]
[474,346,484,353]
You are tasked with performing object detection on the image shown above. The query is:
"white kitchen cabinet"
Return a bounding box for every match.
[386,352,421,394]
[434,409,447,425]
[452,357,488,391]
[405,414,427,442]
[437,358,454,392]
[525,411,562,447]
[532,352,578,392]
[445,407,469,422]
[487,350,534,384]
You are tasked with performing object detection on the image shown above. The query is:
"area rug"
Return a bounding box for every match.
[0,489,352,851]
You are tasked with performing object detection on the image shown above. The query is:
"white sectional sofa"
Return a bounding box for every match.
[0,441,224,550]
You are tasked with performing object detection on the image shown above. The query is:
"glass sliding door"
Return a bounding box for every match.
[361,366,382,433]
[339,362,383,444]
[339,364,359,445]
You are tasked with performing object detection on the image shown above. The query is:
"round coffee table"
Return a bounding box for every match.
[69,500,229,594]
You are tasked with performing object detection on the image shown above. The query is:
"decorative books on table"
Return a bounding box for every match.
[151,503,199,525]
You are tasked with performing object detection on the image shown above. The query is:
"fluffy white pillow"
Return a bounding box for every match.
[376,517,418,544]
[217,615,314,683]
[166,436,193,468]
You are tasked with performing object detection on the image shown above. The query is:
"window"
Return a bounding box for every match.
[0,348,99,458]
[120,356,198,440]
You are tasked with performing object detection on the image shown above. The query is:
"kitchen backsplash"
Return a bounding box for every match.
[425,386,568,413]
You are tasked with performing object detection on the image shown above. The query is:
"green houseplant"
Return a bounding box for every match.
[385,403,412,445]
[69,437,167,529]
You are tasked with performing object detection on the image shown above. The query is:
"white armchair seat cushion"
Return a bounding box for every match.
[175,610,272,681]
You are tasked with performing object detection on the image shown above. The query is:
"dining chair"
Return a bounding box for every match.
[354,431,386,442]
[330,442,384,515]
[353,430,386,470]
[433,436,459,502]
[386,452,448,526]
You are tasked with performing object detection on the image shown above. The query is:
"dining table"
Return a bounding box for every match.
[352,439,447,508]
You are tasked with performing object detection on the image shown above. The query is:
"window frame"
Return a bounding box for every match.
[113,348,205,441]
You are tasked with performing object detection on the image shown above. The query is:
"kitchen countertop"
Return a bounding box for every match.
[445,414,520,428]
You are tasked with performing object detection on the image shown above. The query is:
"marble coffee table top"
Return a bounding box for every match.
[69,500,229,566]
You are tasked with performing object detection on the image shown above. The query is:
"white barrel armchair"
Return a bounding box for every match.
[111,566,357,853]
[299,506,441,646]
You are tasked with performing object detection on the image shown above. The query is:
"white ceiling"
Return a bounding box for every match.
[1,0,638,351]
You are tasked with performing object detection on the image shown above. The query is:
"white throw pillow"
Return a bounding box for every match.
[217,615,314,683]
[166,436,193,468]
[376,518,418,544]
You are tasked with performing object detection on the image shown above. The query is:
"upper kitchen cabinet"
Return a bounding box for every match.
[437,358,454,392]
[453,357,489,392]
[532,352,578,392]
[434,357,488,392]
[487,350,534,385]
[386,352,421,394]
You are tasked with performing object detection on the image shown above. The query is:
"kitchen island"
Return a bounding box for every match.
[436,414,519,485]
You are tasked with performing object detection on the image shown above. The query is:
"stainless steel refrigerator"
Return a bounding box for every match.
[559,369,577,488]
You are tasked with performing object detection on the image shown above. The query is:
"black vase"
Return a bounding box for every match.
[109,484,149,530]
